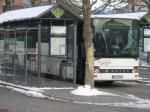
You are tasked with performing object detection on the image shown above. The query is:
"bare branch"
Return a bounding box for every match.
[54,0,82,14]
[92,0,127,14]
[90,0,98,7]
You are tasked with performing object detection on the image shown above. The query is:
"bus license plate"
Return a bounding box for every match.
[112,75,123,79]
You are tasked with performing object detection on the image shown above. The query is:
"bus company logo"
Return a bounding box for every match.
[51,7,64,19]
[99,60,111,66]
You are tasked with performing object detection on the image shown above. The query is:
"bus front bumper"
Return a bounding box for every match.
[94,73,139,81]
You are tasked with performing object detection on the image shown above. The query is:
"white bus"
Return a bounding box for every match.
[91,12,148,81]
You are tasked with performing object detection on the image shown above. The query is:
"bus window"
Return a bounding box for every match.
[93,19,139,58]
[110,32,123,55]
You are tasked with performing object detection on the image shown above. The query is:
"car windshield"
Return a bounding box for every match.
[93,18,139,58]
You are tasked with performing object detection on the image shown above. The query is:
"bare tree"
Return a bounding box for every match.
[3,0,13,11]
[126,0,139,12]
[92,0,128,14]
[82,0,94,88]
[142,0,150,11]
[127,0,150,12]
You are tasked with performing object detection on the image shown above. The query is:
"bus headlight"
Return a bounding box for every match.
[133,66,139,73]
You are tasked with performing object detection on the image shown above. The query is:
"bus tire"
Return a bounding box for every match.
[59,61,68,80]
[103,81,114,84]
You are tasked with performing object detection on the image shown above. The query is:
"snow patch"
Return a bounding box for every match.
[112,94,150,109]
[0,80,73,92]
[0,80,47,98]
[73,94,150,109]
[140,60,150,68]
[12,87,47,98]
[1,80,150,109]
[71,85,115,96]
[92,12,148,20]
[0,5,54,24]
[38,87,74,90]
[138,78,150,82]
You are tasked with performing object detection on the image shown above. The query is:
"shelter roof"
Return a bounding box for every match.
[92,12,149,20]
[0,3,82,24]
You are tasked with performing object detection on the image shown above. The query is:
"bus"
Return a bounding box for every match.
[90,12,148,81]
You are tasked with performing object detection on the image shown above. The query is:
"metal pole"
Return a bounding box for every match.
[73,21,77,87]
[25,27,28,85]
[148,52,150,65]
[13,28,16,82]
[3,28,6,80]
[38,22,41,86]
[3,28,6,60]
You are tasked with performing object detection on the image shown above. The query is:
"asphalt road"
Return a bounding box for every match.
[1,81,150,112]
[95,81,150,99]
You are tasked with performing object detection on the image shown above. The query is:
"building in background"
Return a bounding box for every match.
[0,0,5,14]
[0,0,53,13]
[0,0,24,12]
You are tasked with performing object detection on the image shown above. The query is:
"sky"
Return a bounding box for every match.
[77,0,128,12]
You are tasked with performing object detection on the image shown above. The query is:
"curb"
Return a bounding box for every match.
[135,80,150,85]
[0,82,76,102]
[0,81,142,106]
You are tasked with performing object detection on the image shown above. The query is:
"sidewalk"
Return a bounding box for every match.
[138,67,150,84]
[42,87,134,104]
[0,67,150,105]
[0,79,138,104]
[139,53,150,80]
[1,78,150,111]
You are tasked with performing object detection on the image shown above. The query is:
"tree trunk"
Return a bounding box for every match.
[83,0,94,88]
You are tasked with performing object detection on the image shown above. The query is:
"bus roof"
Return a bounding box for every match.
[92,12,148,20]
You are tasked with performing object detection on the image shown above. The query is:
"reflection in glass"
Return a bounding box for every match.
[0,30,4,80]
[0,30,4,53]
[15,29,26,84]
[93,19,139,57]
[27,29,38,72]
[2,30,15,82]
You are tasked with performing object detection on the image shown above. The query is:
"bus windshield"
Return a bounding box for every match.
[93,18,139,58]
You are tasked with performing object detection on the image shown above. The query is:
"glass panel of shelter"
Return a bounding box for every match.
[26,27,39,87]
[14,26,39,87]
[65,24,75,81]
[0,25,39,86]
[14,29,26,85]
[0,21,76,87]
[0,29,4,80]
[38,24,51,87]
[40,20,75,87]
[40,20,69,87]
[2,29,15,83]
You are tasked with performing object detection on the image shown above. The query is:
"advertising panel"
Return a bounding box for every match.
[143,28,150,52]
[50,37,66,55]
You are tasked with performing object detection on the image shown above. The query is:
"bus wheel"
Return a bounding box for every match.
[59,62,67,80]
[103,81,114,84]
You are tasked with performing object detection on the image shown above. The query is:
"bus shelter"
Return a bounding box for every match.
[0,3,82,87]
[140,13,150,52]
